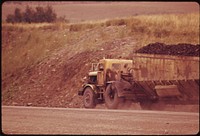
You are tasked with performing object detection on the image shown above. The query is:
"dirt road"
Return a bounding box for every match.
[2,106,199,135]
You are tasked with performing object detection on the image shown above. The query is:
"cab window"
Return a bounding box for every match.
[99,63,104,71]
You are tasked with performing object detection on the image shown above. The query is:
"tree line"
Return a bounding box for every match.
[6,5,57,23]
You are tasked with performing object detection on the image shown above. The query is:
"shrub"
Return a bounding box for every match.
[6,14,15,23]
[6,6,57,23]
[105,18,126,27]
[69,24,83,32]
[23,6,35,23]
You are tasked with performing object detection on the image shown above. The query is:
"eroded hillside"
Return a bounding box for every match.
[2,24,137,107]
[2,13,199,108]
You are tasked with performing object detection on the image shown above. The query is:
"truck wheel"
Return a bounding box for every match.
[104,84,123,109]
[83,87,96,108]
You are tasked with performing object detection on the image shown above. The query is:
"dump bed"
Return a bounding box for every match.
[132,53,199,81]
[131,53,199,102]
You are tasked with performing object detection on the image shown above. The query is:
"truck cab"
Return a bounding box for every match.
[84,58,133,86]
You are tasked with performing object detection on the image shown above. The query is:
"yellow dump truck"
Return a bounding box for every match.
[78,53,199,109]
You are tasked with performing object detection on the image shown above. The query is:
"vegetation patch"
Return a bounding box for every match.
[6,5,57,23]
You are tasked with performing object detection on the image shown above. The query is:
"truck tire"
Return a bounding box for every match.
[83,87,96,108]
[104,84,123,109]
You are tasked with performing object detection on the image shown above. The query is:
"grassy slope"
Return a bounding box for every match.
[2,13,199,107]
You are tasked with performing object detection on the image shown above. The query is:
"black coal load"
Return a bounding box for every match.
[135,42,200,57]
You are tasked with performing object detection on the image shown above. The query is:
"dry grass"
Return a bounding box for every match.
[67,13,199,45]
[126,13,199,47]
[2,13,199,78]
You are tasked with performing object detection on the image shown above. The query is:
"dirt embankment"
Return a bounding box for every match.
[2,39,199,109]
[2,30,136,108]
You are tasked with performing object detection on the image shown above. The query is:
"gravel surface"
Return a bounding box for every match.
[2,106,199,135]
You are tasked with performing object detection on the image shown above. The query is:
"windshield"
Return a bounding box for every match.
[90,63,98,71]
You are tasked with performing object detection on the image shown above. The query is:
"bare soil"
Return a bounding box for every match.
[2,29,136,108]
[2,106,199,135]
[2,38,199,112]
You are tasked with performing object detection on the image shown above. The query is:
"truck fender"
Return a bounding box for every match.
[83,84,98,94]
